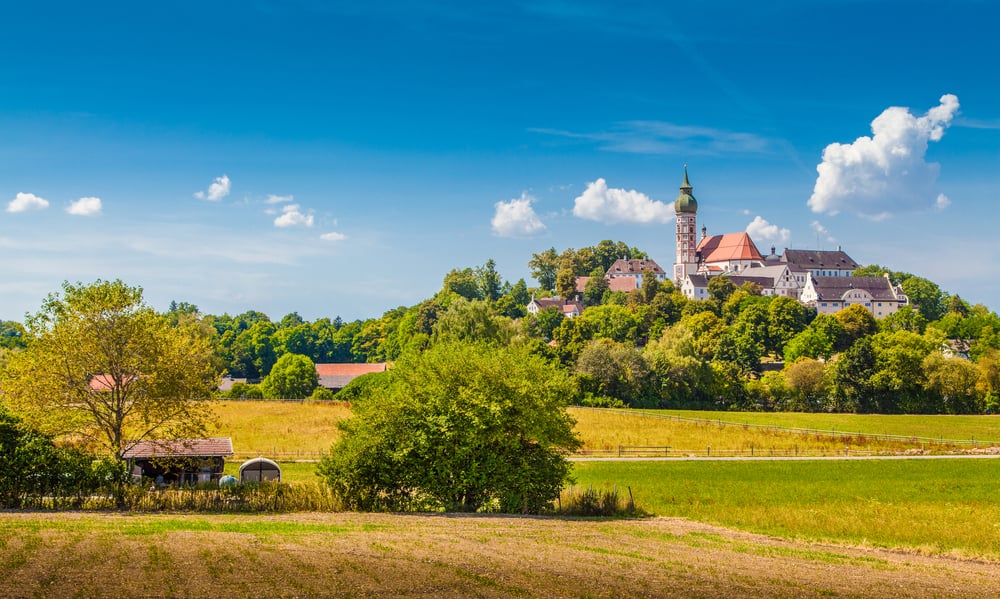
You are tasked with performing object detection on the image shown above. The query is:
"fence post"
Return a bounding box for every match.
[618,444,622,457]
[707,445,711,457]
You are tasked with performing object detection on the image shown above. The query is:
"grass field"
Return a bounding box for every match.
[209,401,1000,458]
[572,458,1000,559]
[1,511,997,598]
[636,408,1000,444]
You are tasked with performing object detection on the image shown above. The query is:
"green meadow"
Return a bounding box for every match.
[572,458,1000,558]
[635,409,1000,444]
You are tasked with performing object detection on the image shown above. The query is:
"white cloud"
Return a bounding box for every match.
[572,178,673,224]
[6,192,49,213]
[66,196,102,216]
[810,220,836,243]
[273,204,314,228]
[808,94,959,220]
[320,231,347,241]
[935,193,951,210]
[746,216,790,245]
[266,194,294,204]
[194,174,231,201]
[491,192,547,237]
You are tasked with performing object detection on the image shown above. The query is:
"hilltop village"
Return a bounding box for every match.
[531,168,908,320]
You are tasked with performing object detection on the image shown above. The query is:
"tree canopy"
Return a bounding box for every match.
[318,341,580,513]
[1,280,217,458]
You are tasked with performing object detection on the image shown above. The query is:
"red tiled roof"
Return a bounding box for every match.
[121,438,234,459]
[697,233,763,263]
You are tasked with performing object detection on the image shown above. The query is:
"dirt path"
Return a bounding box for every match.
[1,512,997,598]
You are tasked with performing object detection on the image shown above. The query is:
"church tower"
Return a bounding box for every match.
[673,166,699,284]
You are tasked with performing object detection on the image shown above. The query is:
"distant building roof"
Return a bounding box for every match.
[121,438,234,459]
[782,249,859,271]
[316,363,388,390]
[697,233,763,263]
[606,258,666,277]
[577,276,640,293]
[808,276,900,301]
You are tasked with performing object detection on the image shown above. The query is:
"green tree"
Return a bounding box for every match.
[528,247,559,291]
[575,338,652,406]
[834,304,878,346]
[922,352,982,414]
[0,320,27,350]
[261,353,318,399]
[1,280,216,505]
[554,252,580,300]
[707,276,737,303]
[582,267,609,306]
[440,268,483,301]
[901,276,947,322]
[318,341,580,513]
[476,259,503,302]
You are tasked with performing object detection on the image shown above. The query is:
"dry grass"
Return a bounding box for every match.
[208,402,959,459]
[207,400,351,458]
[1,511,997,598]
[569,408,937,454]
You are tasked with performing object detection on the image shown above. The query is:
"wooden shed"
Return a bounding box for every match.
[122,438,234,485]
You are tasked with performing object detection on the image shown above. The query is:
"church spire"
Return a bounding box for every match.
[674,165,697,214]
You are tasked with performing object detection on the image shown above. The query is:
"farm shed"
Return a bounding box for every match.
[315,362,388,391]
[122,438,234,485]
[239,457,281,482]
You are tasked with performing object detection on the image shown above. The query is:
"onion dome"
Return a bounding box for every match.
[674,166,698,214]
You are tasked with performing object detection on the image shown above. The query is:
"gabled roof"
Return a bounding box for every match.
[696,233,763,263]
[739,264,792,285]
[122,438,234,459]
[685,274,710,288]
[808,276,899,301]
[606,258,666,277]
[316,363,387,390]
[782,249,859,271]
[726,275,776,289]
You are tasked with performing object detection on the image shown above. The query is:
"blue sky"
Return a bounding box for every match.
[2,1,998,321]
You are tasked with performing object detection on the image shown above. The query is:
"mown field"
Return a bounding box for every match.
[2,511,998,598]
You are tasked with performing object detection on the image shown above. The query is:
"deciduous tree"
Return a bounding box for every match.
[318,342,580,513]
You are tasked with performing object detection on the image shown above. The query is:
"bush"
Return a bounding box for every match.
[319,341,580,513]
[555,485,644,517]
[0,409,102,508]
[224,382,263,399]
[310,386,337,401]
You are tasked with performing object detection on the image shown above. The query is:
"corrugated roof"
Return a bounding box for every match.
[697,233,763,263]
[122,438,234,459]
